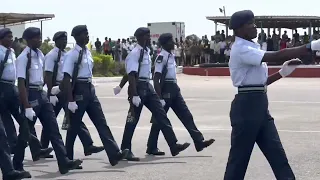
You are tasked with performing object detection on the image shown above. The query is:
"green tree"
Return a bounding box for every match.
[40,37,54,55]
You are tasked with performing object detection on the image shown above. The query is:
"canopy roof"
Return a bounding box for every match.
[206,15,320,29]
[0,13,55,26]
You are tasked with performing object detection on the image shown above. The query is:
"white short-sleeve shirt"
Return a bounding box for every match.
[62,44,93,78]
[228,36,268,87]
[16,47,44,85]
[0,45,16,81]
[44,47,66,82]
[154,49,177,79]
[125,44,151,78]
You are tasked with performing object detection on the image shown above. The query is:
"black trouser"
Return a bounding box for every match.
[40,91,93,149]
[13,87,69,169]
[147,82,204,150]
[0,116,15,175]
[224,92,295,180]
[65,81,120,162]
[121,81,178,151]
[0,82,42,158]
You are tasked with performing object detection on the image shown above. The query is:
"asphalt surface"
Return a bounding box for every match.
[4,75,320,180]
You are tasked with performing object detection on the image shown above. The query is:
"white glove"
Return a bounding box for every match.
[160,99,166,107]
[68,102,78,113]
[311,39,320,51]
[51,86,61,95]
[25,108,36,121]
[50,96,59,106]
[113,86,122,95]
[132,96,141,107]
[279,59,299,77]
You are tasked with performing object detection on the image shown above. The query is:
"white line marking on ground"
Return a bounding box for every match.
[34,124,320,133]
[99,96,320,104]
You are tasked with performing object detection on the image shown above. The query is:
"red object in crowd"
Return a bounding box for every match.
[280,40,287,50]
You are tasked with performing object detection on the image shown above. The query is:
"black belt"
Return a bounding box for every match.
[163,78,177,83]
[138,77,150,82]
[76,77,92,83]
[0,79,15,85]
[238,85,267,93]
[29,84,43,91]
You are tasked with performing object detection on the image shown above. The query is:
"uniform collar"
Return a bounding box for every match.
[75,44,87,52]
[0,45,9,52]
[235,36,260,48]
[53,46,65,53]
[136,44,150,52]
[25,46,41,57]
[160,49,172,56]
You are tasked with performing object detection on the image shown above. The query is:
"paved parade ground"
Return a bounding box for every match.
[7,75,320,180]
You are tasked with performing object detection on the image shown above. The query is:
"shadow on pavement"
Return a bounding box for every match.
[33,169,125,179]
[105,155,212,169]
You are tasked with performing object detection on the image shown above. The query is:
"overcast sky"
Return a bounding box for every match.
[1,0,319,43]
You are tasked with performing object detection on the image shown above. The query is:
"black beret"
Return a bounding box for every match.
[53,31,67,41]
[158,33,173,46]
[229,10,254,30]
[22,27,41,40]
[71,25,88,37]
[134,27,150,38]
[0,28,12,39]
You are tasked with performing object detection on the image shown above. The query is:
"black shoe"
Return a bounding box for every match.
[3,170,32,180]
[124,151,140,161]
[146,148,165,156]
[195,139,215,152]
[43,154,54,158]
[59,159,83,174]
[171,143,190,156]
[75,165,83,169]
[84,145,104,156]
[110,149,129,166]
[32,147,54,161]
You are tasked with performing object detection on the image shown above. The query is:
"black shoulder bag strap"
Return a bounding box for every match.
[52,50,62,86]
[159,54,171,91]
[0,49,11,79]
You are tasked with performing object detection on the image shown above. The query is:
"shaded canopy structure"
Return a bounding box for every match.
[206,15,320,29]
[0,13,55,26]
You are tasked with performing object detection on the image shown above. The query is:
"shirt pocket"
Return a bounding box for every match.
[30,62,40,70]
[141,57,150,65]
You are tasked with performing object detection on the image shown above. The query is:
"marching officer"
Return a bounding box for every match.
[147,33,215,154]
[42,31,104,157]
[59,25,128,165]
[0,28,54,163]
[120,27,190,161]
[0,116,32,180]
[224,10,320,180]
[15,27,83,175]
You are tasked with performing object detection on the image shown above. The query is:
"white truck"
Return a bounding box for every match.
[147,22,185,43]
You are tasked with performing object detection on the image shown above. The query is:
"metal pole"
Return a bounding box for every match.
[215,21,217,34]
[223,6,228,36]
[40,21,43,41]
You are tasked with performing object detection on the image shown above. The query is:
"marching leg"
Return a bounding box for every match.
[256,111,295,179]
